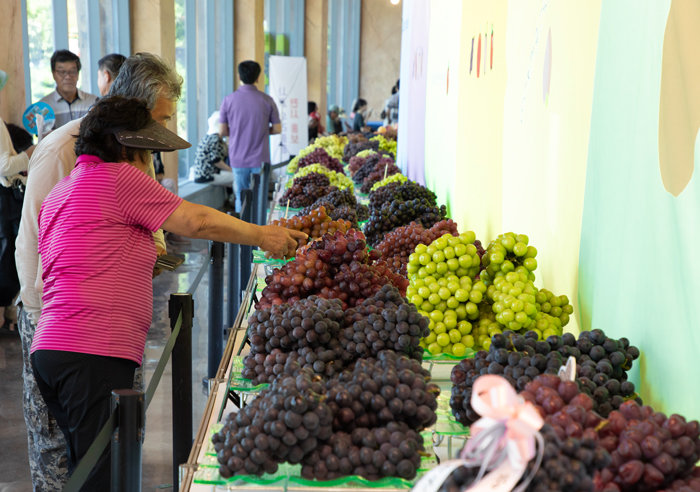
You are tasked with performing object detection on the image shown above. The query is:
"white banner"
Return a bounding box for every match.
[268,55,308,163]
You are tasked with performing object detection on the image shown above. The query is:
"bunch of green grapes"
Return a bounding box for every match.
[371,135,397,158]
[293,164,354,192]
[313,134,347,160]
[355,149,377,159]
[370,173,407,192]
[480,232,538,284]
[405,232,485,357]
[486,267,539,332]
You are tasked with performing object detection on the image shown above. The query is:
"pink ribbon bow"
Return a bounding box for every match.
[461,375,544,466]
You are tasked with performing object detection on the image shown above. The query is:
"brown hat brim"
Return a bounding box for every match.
[115,119,191,152]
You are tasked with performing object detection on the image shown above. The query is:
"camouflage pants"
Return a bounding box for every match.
[18,307,70,491]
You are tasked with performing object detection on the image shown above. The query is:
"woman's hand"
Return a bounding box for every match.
[259,225,307,259]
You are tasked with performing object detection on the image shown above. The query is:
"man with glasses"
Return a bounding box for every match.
[39,50,98,129]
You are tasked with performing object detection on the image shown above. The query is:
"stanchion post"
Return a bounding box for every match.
[208,241,225,379]
[260,162,271,223]
[169,293,194,492]
[239,190,253,289]
[227,243,241,330]
[250,173,261,225]
[111,389,144,492]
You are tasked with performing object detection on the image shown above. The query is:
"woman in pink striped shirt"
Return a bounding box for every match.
[30,96,306,488]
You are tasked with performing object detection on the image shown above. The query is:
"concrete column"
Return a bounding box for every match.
[234,0,265,91]
[0,0,26,125]
[130,0,180,191]
[304,0,328,120]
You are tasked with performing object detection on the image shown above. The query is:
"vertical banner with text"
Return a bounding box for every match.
[268,55,309,164]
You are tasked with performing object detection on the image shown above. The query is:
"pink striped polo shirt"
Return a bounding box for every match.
[31,155,183,364]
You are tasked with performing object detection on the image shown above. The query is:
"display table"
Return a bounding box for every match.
[179,167,471,491]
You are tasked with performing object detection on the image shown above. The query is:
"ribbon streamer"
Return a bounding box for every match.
[458,375,545,491]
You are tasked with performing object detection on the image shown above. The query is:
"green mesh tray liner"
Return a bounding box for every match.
[252,249,293,266]
[196,425,440,487]
[229,356,270,392]
[422,349,476,362]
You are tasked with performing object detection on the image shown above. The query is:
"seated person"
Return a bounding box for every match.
[351,98,370,132]
[307,101,324,141]
[326,105,343,135]
[193,111,232,184]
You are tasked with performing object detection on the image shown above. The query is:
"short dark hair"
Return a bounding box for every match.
[308,101,317,114]
[352,98,367,113]
[238,61,261,85]
[74,96,152,163]
[108,52,183,110]
[51,49,81,72]
[98,53,126,78]
[5,123,33,153]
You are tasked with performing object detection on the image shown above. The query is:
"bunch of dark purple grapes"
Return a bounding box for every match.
[297,188,369,226]
[449,329,641,426]
[363,198,448,246]
[341,285,429,360]
[213,368,333,478]
[343,139,379,162]
[368,180,437,210]
[297,147,345,174]
[242,296,345,384]
[359,161,401,194]
[280,173,337,208]
[353,156,396,186]
[326,351,439,434]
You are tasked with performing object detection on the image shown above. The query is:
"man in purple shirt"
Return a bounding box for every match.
[219,61,281,213]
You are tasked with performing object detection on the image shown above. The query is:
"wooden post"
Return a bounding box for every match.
[0,0,27,125]
[305,0,328,120]
[234,0,265,91]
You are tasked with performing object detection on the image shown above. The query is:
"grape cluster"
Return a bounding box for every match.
[449,329,641,426]
[521,373,700,491]
[596,401,700,491]
[481,232,538,283]
[370,173,408,193]
[352,157,396,187]
[341,285,430,360]
[297,147,345,174]
[258,230,408,310]
[242,296,346,384]
[271,206,352,245]
[217,351,440,482]
[293,164,354,191]
[376,220,459,276]
[213,369,333,477]
[369,181,437,209]
[358,161,401,194]
[439,423,608,492]
[343,139,379,162]
[280,173,335,208]
[364,199,448,246]
[297,188,369,226]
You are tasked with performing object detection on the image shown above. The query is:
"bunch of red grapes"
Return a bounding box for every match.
[375,219,459,275]
[297,147,345,174]
[257,229,408,310]
[280,173,337,208]
[271,206,352,245]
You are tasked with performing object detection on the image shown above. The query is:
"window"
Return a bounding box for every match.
[26,0,55,102]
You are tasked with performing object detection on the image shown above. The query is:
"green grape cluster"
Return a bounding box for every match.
[481,232,538,283]
[293,164,354,192]
[370,173,407,192]
[531,288,574,339]
[355,149,377,159]
[371,135,397,158]
[487,267,539,332]
[405,232,483,357]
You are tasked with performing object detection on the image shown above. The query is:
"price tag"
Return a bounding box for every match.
[558,356,576,382]
[465,460,526,491]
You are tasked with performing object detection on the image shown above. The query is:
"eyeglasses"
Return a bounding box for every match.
[55,69,79,78]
